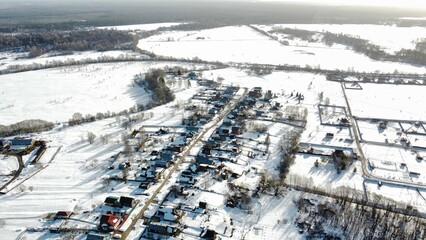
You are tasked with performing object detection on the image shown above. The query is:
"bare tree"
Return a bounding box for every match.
[87,132,96,144]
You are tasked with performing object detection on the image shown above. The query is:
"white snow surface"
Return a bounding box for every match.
[264,24,426,53]
[0,61,206,125]
[97,22,185,31]
[138,25,426,73]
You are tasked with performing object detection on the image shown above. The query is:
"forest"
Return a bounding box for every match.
[0,29,134,57]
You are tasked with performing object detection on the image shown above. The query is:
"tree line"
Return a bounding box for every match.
[0,119,54,137]
[0,29,134,57]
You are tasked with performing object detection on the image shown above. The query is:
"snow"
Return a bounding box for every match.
[264,24,426,53]
[97,22,185,31]
[0,61,208,125]
[138,25,426,73]
[0,50,144,71]
[345,83,426,120]
[0,155,18,175]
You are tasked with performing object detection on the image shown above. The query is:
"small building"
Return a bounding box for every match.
[325,133,334,139]
[104,196,120,207]
[199,201,207,209]
[119,196,136,208]
[55,211,73,219]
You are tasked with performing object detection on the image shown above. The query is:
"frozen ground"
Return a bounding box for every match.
[138,25,426,73]
[97,22,185,31]
[260,24,426,53]
[0,50,144,71]
[345,83,426,120]
[0,61,208,125]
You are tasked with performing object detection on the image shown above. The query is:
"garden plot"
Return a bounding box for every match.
[138,25,426,73]
[345,83,426,120]
[318,105,348,126]
[356,120,404,144]
[363,144,426,183]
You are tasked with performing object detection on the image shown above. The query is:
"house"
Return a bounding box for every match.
[10,138,35,151]
[104,196,120,207]
[155,160,170,168]
[199,201,207,209]
[55,211,73,219]
[231,126,241,135]
[340,118,350,125]
[154,206,181,222]
[120,196,136,208]
[188,72,198,80]
[99,213,122,232]
[201,229,217,240]
[196,156,213,165]
[158,153,175,162]
[147,222,178,236]
[378,121,387,129]
[139,181,154,190]
[86,233,109,240]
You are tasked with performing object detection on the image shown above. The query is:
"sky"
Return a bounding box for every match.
[258,0,426,9]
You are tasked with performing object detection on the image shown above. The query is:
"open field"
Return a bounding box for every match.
[138,25,426,73]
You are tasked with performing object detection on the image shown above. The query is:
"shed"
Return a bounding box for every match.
[325,133,334,139]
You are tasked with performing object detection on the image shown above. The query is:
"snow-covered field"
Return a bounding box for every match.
[0,61,208,125]
[0,50,145,71]
[138,25,426,73]
[345,83,426,120]
[260,24,426,53]
[97,22,185,31]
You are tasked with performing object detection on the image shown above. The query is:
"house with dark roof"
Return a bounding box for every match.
[55,211,73,219]
[10,138,35,151]
[119,196,136,208]
[147,222,178,236]
[104,196,120,207]
[196,155,213,165]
